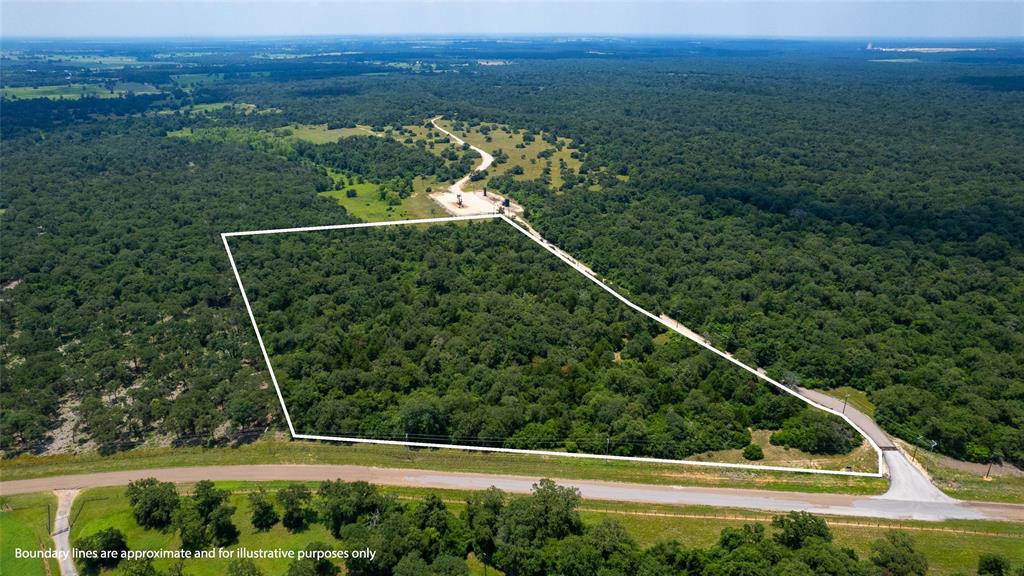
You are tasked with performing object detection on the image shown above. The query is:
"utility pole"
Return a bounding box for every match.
[842,393,849,414]
[912,436,936,461]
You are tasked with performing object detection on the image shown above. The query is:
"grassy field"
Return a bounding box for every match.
[319,170,446,221]
[285,123,376,144]
[690,430,878,473]
[0,492,58,576]
[58,482,1024,576]
[377,119,582,191]
[1,82,160,100]
[0,435,888,495]
[435,119,582,190]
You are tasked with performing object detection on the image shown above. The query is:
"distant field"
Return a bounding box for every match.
[170,73,224,88]
[286,123,376,144]
[43,55,142,66]
[0,492,58,576]
[0,82,160,100]
[189,101,252,114]
[436,119,582,189]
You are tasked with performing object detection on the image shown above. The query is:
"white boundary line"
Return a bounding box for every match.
[221,214,884,478]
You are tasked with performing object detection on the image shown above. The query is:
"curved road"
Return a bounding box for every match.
[428,117,506,216]
[430,116,495,193]
[2,465,1020,523]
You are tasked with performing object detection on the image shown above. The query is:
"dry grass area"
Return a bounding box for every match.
[689,430,879,473]
[436,119,582,189]
[286,123,377,144]
[383,119,582,190]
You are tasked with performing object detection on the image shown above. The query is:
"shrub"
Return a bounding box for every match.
[742,443,764,460]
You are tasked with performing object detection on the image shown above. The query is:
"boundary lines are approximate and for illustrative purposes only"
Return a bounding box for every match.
[222,214,885,478]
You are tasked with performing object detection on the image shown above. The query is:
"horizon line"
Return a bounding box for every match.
[3,33,1022,42]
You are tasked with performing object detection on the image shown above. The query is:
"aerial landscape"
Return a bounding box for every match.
[1,1,1023,575]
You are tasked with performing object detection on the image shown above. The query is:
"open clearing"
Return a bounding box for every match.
[0,82,160,100]
[319,174,445,221]
[690,429,877,472]
[434,118,582,189]
[0,492,58,576]
[285,123,377,144]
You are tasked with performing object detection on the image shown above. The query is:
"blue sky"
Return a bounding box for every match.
[2,1,1022,39]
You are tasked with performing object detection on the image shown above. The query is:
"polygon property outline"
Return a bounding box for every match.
[222,214,884,478]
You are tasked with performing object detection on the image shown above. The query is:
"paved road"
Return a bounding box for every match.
[2,465,1020,523]
[798,387,896,450]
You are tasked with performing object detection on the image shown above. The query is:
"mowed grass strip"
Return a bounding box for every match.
[0,492,59,576]
[0,435,888,495]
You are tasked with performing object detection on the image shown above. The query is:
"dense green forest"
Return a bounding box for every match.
[1,39,1021,466]
[0,122,347,451]
[229,220,856,458]
[78,477,970,576]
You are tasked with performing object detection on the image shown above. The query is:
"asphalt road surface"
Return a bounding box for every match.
[3,465,1021,523]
